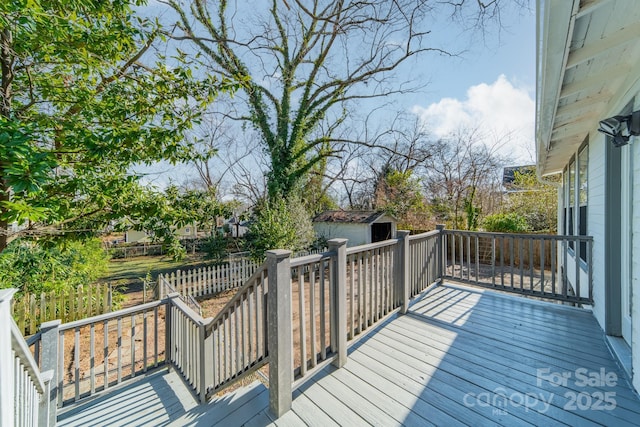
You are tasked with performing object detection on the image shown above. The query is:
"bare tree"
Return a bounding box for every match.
[422,127,508,229]
[161,0,520,202]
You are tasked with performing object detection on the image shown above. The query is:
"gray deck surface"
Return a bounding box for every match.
[58,283,640,426]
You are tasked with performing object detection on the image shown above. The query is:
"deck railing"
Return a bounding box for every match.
[290,251,335,380]
[408,229,442,296]
[158,275,202,315]
[442,230,593,304]
[28,299,169,408]
[1,289,54,427]
[7,226,596,423]
[203,264,269,401]
[346,238,402,339]
[167,295,208,402]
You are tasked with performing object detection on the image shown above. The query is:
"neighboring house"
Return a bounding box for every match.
[124,223,198,243]
[537,0,640,392]
[227,217,249,238]
[313,210,397,247]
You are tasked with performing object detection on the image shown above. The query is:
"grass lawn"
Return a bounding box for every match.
[102,253,214,291]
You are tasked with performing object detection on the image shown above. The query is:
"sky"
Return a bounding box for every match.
[138,2,537,188]
[407,6,537,163]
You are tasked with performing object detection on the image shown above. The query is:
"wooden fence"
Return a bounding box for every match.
[11,283,113,336]
[157,258,260,300]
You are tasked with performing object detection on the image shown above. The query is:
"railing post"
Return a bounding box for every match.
[266,249,292,418]
[165,293,180,368]
[436,224,445,281]
[0,289,17,427]
[39,370,54,427]
[397,231,411,314]
[328,238,348,368]
[40,319,61,420]
[198,319,208,403]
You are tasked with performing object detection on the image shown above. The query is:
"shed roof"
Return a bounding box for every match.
[312,210,393,224]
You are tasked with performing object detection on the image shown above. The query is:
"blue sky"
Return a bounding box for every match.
[407,6,537,163]
[139,2,537,188]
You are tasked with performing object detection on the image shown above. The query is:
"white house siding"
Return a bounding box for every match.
[589,134,607,329]
[633,110,640,393]
[313,223,370,247]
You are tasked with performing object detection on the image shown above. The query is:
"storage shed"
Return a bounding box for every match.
[312,210,397,247]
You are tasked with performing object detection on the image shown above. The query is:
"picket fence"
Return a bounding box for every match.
[157,257,260,300]
[11,283,113,335]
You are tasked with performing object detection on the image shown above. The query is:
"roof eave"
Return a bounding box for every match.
[536,0,580,175]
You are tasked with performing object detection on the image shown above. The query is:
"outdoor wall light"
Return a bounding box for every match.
[598,110,640,147]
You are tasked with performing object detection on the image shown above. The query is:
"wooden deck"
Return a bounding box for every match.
[58,283,640,426]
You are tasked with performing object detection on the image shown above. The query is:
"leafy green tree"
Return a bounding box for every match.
[0,238,109,294]
[121,185,234,260]
[0,1,235,252]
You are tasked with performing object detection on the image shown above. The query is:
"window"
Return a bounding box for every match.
[563,142,588,263]
[578,146,588,261]
[568,160,575,237]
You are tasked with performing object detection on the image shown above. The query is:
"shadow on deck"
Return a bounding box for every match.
[58,283,640,426]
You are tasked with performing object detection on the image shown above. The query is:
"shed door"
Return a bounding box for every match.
[371,222,391,243]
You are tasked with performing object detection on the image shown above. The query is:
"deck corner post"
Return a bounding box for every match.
[266,249,293,418]
[328,238,348,368]
[40,318,61,423]
[436,224,445,282]
[397,231,411,314]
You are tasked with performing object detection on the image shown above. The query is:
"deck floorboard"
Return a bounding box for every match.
[58,283,640,426]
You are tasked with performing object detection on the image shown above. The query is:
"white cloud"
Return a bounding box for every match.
[412,75,535,163]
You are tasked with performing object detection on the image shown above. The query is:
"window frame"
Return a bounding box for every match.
[563,139,588,263]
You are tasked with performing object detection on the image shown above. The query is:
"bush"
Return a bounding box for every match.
[481,213,530,233]
[244,196,316,261]
[0,237,110,294]
[204,232,229,263]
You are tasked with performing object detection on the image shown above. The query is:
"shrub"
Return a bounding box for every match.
[0,237,110,294]
[481,213,530,233]
[204,232,229,263]
[244,196,315,261]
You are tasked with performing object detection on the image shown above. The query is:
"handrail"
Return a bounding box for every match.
[408,229,440,241]
[26,330,42,347]
[11,320,45,394]
[207,262,267,330]
[170,292,207,323]
[345,238,400,255]
[58,299,166,332]
[289,251,334,268]
[159,275,203,315]
[443,229,594,242]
